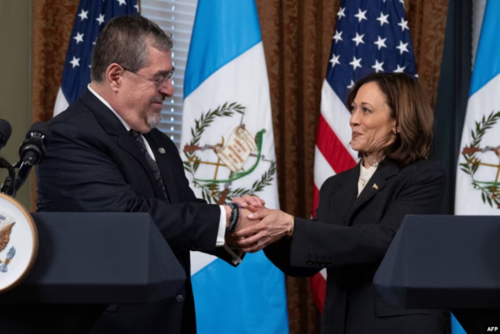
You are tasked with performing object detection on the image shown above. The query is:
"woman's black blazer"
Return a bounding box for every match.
[265,158,446,334]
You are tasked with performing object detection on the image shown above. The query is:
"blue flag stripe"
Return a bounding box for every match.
[192,252,289,334]
[183,0,262,99]
[469,0,500,97]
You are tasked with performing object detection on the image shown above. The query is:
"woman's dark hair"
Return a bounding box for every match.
[346,72,433,166]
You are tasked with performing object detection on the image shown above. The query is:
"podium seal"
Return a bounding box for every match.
[0,193,38,292]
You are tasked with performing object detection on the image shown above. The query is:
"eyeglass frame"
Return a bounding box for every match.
[119,64,175,90]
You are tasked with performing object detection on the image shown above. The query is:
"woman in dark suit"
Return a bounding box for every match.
[232,73,446,334]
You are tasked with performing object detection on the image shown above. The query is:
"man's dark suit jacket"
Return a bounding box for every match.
[35,88,232,334]
[265,158,446,334]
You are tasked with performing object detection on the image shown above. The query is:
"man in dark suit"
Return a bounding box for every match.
[36,15,251,334]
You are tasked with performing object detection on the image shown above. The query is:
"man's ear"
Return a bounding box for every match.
[106,63,124,92]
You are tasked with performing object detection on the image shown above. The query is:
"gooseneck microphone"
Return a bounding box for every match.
[18,121,50,165]
[0,119,15,195]
[0,119,12,150]
[12,122,51,195]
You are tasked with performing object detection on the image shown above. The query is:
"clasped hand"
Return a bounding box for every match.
[229,195,294,253]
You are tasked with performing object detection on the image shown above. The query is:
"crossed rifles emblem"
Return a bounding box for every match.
[462,145,500,207]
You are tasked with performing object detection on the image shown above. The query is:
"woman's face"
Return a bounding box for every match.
[349,82,397,155]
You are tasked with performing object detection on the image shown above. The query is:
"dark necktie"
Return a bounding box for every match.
[130,130,170,202]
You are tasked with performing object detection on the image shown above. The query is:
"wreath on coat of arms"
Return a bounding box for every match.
[183,102,276,205]
[460,110,500,209]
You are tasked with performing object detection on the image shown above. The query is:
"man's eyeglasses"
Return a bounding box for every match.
[120,65,175,90]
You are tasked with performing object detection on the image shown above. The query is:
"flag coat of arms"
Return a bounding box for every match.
[310,0,417,310]
[456,0,500,215]
[181,1,288,333]
[453,2,500,333]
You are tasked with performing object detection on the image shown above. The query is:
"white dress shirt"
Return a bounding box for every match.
[87,85,230,250]
[358,163,378,196]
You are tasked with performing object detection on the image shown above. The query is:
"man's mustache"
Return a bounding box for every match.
[151,96,165,104]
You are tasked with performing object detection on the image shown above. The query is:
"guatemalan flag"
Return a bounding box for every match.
[310,0,417,311]
[181,1,289,333]
[53,0,138,116]
[454,1,500,333]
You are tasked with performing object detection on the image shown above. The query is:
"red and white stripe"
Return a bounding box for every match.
[310,79,358,311]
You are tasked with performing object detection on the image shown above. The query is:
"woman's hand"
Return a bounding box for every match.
[233,208,294,253]
[232,195,265,213]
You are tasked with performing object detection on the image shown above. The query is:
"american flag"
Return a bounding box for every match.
[54,0,139,116]
[310,0,417,311]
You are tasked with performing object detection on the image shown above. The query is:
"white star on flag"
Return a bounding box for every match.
[347,80,355,89]
[96,14,105,25]
[354,9,367,22]
[329,54,340,68]
[338,7,346,19]
[134,4,139,11]
[376,12,389,26]
[78,9,88,21]
[394,65,406,73]
[349,56,362,70]
[374,36,387,50]
[74,32,84,44]
[55,0,138,118]
[333,30,343,43]
[396,41,409,54]
[398,18,409,31]
[70,57,80,68]
[352,33,365,46]
[372,60,384,73]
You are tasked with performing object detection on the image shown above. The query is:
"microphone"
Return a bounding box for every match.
[18,121,51,165]
[13,122,51,195]
[0,119,12,150]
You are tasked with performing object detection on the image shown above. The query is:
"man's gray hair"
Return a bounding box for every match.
[91,15,173,82]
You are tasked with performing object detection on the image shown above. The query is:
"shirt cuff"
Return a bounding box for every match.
[224,244,243,265]
[216,206,243,265]
[216,205,227,247]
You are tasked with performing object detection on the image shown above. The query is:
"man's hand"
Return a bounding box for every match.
[232,195,266,213]
[233,208,294,253]
[225,208,260,247]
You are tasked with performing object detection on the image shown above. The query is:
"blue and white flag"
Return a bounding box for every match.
[181,1,288,333]
[456,0,500,216]
[53,0,138,116]
[454,1,500,333]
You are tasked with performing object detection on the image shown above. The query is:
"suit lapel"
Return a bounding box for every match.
[345,159,400,223]
[80,88,166,199]
[332,166,359,225]
[144,132,179,203]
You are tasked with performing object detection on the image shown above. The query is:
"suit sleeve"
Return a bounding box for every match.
[263,176,343,277]
[37,121,220,253]
[288,163,445,269]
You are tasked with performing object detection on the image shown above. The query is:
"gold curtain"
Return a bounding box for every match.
[31,0,80,209]
[32,1,448,333]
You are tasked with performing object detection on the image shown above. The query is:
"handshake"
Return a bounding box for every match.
[224,195,294,253]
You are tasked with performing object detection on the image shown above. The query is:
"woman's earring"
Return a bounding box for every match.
[393,131,397,135]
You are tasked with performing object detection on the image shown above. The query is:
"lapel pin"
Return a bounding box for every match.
[158,147,166,154]
[372,184,378,190]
